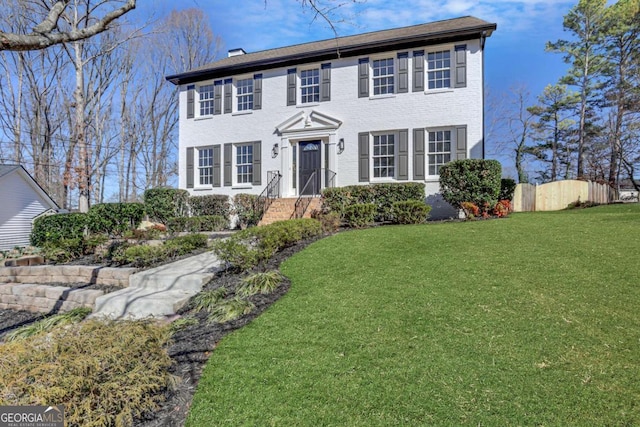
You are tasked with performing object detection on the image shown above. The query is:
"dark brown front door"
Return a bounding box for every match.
[299,141,321,195]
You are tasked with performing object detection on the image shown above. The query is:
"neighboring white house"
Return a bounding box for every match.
[166,16,496,218]
[0,165,59,250]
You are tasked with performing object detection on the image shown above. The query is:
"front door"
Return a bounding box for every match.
[299,141,321,195]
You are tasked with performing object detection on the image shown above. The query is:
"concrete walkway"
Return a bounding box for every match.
[92,251,223,320]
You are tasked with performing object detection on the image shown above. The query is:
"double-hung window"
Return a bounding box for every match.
[236,144,253,184]
[198,147,214,185]
[428,130,452,175]
[236,78,254,111]
[300,68,320,103]
[373,134,395,178]
[427,50,451,90]
[372,58,394,95]
[199,84,215,116]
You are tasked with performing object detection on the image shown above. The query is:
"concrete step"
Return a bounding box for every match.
[91,250,223,320]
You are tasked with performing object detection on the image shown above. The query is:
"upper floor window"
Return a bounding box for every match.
[428,130,452,175]
[236,78,254,111]
[199,84,215,116]
[300,68,320,103]
[198,147,213,185]
[236,143,253,184]
[372,58,394,95]
[427,50,451,90]
[373,133,395,178]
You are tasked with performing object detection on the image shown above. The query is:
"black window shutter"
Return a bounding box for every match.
[413,128,425,180]
[253,74,262,110]
[397,53,408,94]
[223,143,232,186]
[186,85,195,119]
[456,126,467,160]
[252,141,262,185]
[454,45,467,88]
[412,51,424,92]
[186,147,194,188]
[213,145,221,187]
[224,78,232,113]
[287,68,297,106]
[398,129,409,180]
[321,63,331,102]
[358,58,369,98]
[214,80,222,115]
[358,132,370,182]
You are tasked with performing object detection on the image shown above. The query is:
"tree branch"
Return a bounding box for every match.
[0,0,136,51]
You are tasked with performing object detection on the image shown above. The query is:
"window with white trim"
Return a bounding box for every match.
[373,133,395,178]
[427,50,451,90]
[199,84,214,116]
[372,58,394,95]
[428,130,452,175]
[198,147,213,185]
[300,68,320,103]
[236,78,253,111]
[236,143,253,184]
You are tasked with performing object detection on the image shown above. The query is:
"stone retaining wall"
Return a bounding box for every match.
[0,283,104,313]
[0,266,137,287]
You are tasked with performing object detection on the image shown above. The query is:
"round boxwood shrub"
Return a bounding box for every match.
[392,200,432,224]
[343,203,376,228]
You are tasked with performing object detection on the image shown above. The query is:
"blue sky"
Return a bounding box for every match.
[139,0,578,97]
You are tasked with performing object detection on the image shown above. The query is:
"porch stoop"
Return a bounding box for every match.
[258,197,322,226]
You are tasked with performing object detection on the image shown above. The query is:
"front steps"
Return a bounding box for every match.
[258,197,322,226]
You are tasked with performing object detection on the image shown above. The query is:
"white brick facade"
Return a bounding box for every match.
[168,17,495,216]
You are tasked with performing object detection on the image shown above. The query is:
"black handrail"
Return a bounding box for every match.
[255,171,281,222]
[291,168,336,219]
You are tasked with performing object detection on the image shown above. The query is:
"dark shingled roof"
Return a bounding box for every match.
[166,16,496,85]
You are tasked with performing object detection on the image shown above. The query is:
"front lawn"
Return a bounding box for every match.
[187,204,640,426]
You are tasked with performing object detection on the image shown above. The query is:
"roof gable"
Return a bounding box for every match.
[167,16,496,85]
[0,164,59,210]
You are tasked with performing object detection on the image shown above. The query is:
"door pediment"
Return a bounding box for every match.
[276,110,342,135]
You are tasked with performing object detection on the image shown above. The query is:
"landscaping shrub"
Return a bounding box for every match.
[113,244,167,267]
[6,308,91,341]
[86,203,145,236]
[191,287,228,313]
[207,297,255,323]
[42,238,85,263]
[212,218,323,271]
[0,320,174,427]
[166,215,227,233]
[439,159,502,215]
[164,233,208,256]
[493,200,511,218]
[30,213,88,247]
[322,183,425,221]
[124,227,163,241]
[233,193,261,229]
[392,201,432,224]
[311,209,342,233]
[343,203,376,228]
[500,178,517,202]
[144,188,189,223]
[189,195,231,219]
[460,201,481,219]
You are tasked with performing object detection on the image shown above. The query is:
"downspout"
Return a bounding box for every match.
[481,31,487,160]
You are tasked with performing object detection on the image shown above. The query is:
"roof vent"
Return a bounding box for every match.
[228,48,246,57]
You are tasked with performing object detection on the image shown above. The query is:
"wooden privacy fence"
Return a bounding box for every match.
[512,180,616,212]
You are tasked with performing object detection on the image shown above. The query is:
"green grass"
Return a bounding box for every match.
[186,204,640,426]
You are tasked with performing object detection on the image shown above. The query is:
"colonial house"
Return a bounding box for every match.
[0,164,59,251]
[166,16,496,220]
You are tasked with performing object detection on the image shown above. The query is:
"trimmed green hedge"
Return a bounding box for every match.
[439,159,502,214]
[166,216,227,233]
[190,195,231,219]
[392,200,432,224]
[144,188,189,223]
[30,213,88,247]
[87,203,145,236]
[212,218,323,271]
[343,203,376,228]
[321,183,425,222]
